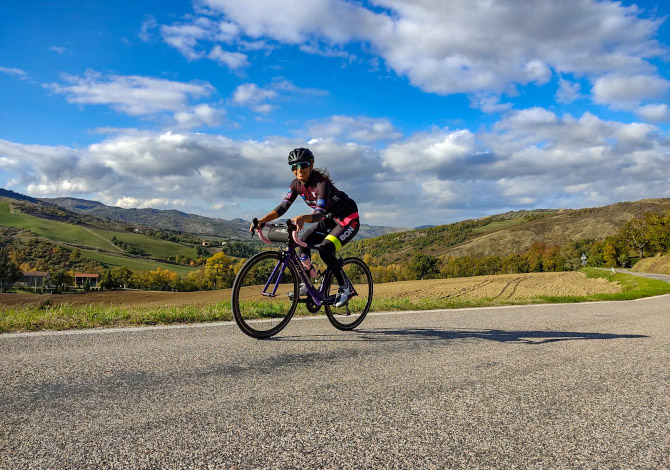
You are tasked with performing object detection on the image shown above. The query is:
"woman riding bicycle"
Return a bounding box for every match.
[251,147,360,307]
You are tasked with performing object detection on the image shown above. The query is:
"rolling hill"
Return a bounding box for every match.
[341,198,670,265]
[0,197,199,275]
[5,187,670,274]
[43,196,408,240]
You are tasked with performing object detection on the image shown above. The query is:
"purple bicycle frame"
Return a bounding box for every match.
[261,250,329,306]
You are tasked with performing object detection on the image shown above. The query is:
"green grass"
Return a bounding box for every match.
[0,302,233,333]
[0,202,117,250]
[2,268,669,334]
[78,249,196,276]
[1,201,197,275]
[471,218,525,235]
[90,228,196,259]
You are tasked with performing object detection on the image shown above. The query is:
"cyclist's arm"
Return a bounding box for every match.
[250,183,298,231]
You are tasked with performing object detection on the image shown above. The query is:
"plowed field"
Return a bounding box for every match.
[0,272,619,308]
[373,272,620,300]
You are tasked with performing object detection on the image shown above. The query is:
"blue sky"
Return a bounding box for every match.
[1,0,669,227]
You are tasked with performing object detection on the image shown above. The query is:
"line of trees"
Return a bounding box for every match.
[4,210,669,293]
[364,210,670,283]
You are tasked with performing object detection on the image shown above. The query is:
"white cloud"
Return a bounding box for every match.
[232,83,278,113]
[382,129,476,176]
[44,72,224,129]
[556,78,581,103]
[305,116,401,143]
[232,80,327,114]
[208,45,249,69]
[469,93,513,114]
[46,72,214,115]
[636,103,670,123]
[49,46,66,55]
[160,17,221,59]
[139,16,158,42]
[175,0,666,100]
[2,109,670,226]
[592,73,670,109]
[174,104,225,128]
[0,67,27,79]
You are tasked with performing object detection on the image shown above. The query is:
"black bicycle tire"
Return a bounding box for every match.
[231,251,299,339]
[324,257,373,331]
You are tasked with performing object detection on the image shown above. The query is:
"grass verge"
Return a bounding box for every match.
[2,268,669,334]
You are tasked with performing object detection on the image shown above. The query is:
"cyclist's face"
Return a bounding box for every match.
[293,164,311,181]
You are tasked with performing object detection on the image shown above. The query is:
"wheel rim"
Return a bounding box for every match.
[233,252,298,337]
[325,258,372,328]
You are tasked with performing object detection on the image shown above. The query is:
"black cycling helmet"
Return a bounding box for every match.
[288,148,314,165]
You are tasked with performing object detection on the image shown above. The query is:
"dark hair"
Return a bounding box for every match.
[311,167,333,183]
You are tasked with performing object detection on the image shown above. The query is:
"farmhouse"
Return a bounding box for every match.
[74,273,100,288]
[16,271,50,288]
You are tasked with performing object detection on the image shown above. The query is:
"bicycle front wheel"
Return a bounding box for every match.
[324,257,373,330]
[231,251,299,339]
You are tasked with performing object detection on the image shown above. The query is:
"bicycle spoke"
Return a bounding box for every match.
[324,257,373,330]
[232,252,298,338]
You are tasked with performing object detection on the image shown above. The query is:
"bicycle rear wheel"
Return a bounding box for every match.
[324,257,373,330]
[231,251,299,339]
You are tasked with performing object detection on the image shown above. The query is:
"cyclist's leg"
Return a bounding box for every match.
[296,221,330,283]
[316,218,360,286]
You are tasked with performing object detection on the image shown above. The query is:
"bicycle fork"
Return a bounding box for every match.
[261,255,291,298]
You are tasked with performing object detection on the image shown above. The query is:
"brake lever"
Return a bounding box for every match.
[251,218,265,237]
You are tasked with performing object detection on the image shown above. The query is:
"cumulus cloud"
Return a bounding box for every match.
[382,129,477,178]
[174,104,225,128]
[305,116,401,143]
[232,80,327,114]
[636,103,670,123]
[592,73,670,109]
[208,45,249,69]
[556,78,581,104]
[2,109,669,226]
[44,71,224,129]
[164,0,666,102]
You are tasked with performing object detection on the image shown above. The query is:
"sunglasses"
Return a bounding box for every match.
[291,162,311,171]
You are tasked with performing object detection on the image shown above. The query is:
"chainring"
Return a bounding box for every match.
[305,296,321,313]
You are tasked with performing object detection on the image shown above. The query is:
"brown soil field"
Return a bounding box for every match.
[0,272,619,309]
[373,272,619,300]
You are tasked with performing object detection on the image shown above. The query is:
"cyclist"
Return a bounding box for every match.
[251,148,360,307]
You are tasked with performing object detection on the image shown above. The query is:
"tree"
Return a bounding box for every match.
[50,269,74,292]
[0,248,20,292]
[622,218,651,259]
[204,252,236,289]
[111,266,133,288]
[408,252,440,280]
[69,248,81,262]
[99,269,114,290]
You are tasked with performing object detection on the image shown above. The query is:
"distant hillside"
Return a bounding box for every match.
[43,196,407,240]
[0,188,40,203]
[45,197,250,240]
[341,199,670,264]
[0,193,201,274]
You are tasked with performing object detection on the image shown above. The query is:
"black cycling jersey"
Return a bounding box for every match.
[273,171,357,222]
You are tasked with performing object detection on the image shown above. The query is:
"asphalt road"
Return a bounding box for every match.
[613,269,670,283]
[2,296,670,469]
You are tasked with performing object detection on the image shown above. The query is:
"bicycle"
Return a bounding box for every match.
[231,217,373,339]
